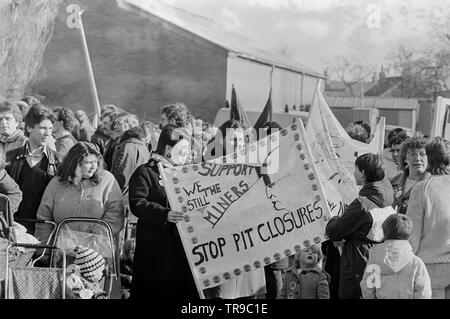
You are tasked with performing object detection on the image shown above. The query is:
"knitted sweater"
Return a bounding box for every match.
[406,175,450,264]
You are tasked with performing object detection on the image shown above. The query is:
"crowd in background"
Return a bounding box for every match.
[0,94,449,300]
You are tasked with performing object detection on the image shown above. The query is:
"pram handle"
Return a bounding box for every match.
[14,218,56,225]
[9,243,59,250]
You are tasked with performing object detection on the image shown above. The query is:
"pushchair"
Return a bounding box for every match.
[2,215,64,299]
[48,217,120,299]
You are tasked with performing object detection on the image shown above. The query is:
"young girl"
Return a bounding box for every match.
[279,244,330,299]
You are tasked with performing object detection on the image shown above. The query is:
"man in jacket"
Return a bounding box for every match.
[6,104,60,234]
[325,153,394,299]
[52,107,78,158]
[0,99,27,160]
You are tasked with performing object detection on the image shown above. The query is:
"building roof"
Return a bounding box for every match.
[325,80,376,97]
[117,0,324,79]
[325,96,419,110]
[364,76,402,97]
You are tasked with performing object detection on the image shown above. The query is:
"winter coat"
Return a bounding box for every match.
[128,155,198,300]
[390,172,431,215]
[406,175,450,264]
[0,130,27,162]
[361,240,431,299]
[103,136,121,171]
[78,121,94,142]
[91,127,110,156]
[279,266,330,299]
[111,135,150,197]
[6,144,61,233]
[326,179,394,299]
[34,170,124,245]
[0,169,22,214]
[55,133,77,158]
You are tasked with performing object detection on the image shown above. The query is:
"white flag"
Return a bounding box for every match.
[306,81,386,216]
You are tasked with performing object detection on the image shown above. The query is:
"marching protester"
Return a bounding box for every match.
[325,153,394,299]
[203,119,266,299]
[6,104,60,234]
[385,128,409,180]
[345,123,369,144]
[103,111,139,170]
[52,107,78,158]
[353,120,371,142]
[360,214,431,299]
[0,151,22,214]
[0,100,27,157]
[74,110,95,142]
[34,142,124,245]
[93,110,120,158]
[111,125,151,195]
[406,137,450,299]
[128,124,198,299]
[91,107,121,156]
[390,135,430,214]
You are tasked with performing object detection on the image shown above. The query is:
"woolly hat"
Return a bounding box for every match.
[74,246,106,282]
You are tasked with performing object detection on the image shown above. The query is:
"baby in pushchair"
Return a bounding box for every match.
[66,246,107,299]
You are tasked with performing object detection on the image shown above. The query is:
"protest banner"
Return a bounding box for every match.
[159,119,332,294]
[306,81,385,216]
[430,96,450,140]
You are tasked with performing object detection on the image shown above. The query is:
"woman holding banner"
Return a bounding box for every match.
[203,120,267,299]
[128,124,198,300]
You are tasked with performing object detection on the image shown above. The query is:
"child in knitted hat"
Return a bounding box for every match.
[66,246,107,299]
[279,244,330,299]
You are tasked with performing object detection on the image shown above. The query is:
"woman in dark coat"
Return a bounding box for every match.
[325,153,394,299]
[128,124,198,300]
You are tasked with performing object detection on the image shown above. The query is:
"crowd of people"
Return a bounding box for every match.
[0,94,449,300]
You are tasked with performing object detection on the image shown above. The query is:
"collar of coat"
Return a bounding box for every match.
[15,141,58,164]
[288,265,323,278]
[0,129,23,143]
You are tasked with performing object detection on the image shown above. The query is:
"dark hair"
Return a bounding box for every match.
[353,120,371,137]
[58,142,104,185]
[54,107,77,132]
[156,124,189,155]
[24,104,55,137]
[425,137,450,175]
[398,135,428,172]
[21,96,40,107]
[14,101,30,118]
[160,103,188,128]
[346,123,369,143]
[388,129,408,148]
[0,99,22,123]
[120,126,146,143]
[355,153,385,183]
[382,214,413,240]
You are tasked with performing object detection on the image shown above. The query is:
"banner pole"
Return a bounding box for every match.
[78,10,101,129]
[157,162,206,299]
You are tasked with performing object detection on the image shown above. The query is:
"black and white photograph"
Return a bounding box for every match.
[1,0,450,311]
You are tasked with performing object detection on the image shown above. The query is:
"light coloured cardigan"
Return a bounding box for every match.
[406,175,450,264]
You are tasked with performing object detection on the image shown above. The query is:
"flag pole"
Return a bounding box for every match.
[78,10,101,129]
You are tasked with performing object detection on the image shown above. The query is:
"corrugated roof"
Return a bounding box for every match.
[325,96,419,110]
[325,80,376,97]
[117,0,324,79]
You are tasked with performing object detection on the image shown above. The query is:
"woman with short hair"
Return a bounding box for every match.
[406,137,450,298]
[390,135,430,214]
[325,153,394,299]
